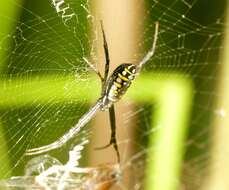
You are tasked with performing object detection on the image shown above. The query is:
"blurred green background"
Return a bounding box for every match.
[0,0,227,189]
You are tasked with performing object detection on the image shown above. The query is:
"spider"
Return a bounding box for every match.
[26,21,159,163]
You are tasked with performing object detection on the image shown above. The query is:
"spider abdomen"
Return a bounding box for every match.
[106,64,136,103]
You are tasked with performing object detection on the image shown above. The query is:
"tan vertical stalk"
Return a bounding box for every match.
[201,6,229,190]
[88,0,143,188]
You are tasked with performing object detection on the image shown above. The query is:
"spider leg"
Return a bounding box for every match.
[100,21,110,87]
[136,21,159,73]
[95,104,120,163]
[25,100,102,156]
[83,57,103,82]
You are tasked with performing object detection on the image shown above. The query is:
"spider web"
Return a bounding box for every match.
[0,0,227,189]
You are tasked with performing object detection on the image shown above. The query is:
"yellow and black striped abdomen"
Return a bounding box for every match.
[106,63,136,103]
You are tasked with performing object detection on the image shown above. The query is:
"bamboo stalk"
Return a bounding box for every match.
[88,2,143,188]
[201,5,229,190]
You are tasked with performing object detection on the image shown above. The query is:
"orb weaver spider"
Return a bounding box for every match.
[26,21,159,163]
